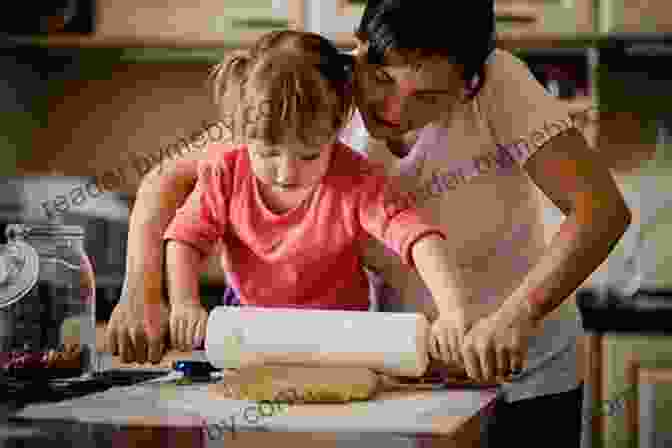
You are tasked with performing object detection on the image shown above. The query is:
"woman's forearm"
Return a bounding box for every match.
[125,154,202,307]
[497,207,631,326]
[165,240,206,307]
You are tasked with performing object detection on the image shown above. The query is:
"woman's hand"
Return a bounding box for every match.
[460,302,537,382]
[169,302,209,351]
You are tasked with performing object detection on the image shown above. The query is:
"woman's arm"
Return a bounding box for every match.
[460,128,631,381]
[497,127,631,326]
[130,150,205,305]
[106,150,204,363]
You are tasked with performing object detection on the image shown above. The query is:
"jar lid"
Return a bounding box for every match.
[0,240,40,310]
[6,223,84,239]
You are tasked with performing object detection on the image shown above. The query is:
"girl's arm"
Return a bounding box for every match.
[165,240,208,307]
[165,239,211,351]
[410,234,468,315]
[411,233,492,366]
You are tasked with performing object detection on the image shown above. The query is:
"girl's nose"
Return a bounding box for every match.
[277,156,299,184]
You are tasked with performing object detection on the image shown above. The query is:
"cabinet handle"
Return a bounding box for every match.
[625,45,672,57]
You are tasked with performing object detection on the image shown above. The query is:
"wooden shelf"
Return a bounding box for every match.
[3,28,608,53]
[495,3,542,23]
[4,32,280,50]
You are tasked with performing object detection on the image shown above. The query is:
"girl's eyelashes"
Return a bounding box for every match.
[255,151,321,161]
[300,153,321,161]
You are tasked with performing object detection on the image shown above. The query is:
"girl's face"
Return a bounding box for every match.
[352,42,466,139]
[248,135,334,196]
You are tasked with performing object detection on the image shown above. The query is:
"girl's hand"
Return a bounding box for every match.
[460,303,537,382]
[429,306,483,366]
[169,302,208,351]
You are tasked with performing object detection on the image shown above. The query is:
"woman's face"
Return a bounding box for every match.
[352,42,466,139]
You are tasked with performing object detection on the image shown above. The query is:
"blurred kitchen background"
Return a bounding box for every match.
[1,1,672,444]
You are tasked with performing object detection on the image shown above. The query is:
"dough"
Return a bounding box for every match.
[211,365,380,403]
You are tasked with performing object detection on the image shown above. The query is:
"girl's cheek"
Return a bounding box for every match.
[252,161,274,185]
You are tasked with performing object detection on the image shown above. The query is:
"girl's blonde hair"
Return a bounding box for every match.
[210,30,354,146]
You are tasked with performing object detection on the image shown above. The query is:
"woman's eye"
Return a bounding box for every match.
[259,152,279,158]
[374,69,393,83]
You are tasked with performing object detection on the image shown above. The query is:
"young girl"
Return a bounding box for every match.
[162,30,474,356]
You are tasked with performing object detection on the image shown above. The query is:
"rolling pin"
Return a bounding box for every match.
[204,306,432,378]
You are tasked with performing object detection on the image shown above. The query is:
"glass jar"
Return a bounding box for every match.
[0,223,96,379]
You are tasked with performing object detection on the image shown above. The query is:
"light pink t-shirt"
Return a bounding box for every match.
[340,49,583,401]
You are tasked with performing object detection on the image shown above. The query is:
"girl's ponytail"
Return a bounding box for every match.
[209,50,253,107]
[209,30,356,146]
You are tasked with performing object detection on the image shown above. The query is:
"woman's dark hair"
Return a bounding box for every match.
[355,0,496,99]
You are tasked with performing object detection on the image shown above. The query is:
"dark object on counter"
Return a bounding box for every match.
[1,369,170,410]
[173,360,220,382]
[577,288,672,334]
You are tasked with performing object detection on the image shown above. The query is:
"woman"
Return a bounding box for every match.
[107,1,630,446]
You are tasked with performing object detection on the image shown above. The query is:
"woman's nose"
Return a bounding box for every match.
[380,79,417,124]
[381,94,403,124]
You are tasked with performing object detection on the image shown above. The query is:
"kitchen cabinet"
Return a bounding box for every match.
[277,0,596,39]
[584,331,672,448]
[495,0,596,34]
[7,0,291,48]
[596,0,672,33]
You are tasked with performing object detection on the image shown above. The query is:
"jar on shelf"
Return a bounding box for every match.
[0,223,96,379]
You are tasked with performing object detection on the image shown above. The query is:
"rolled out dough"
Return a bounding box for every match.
[210,365,380,403]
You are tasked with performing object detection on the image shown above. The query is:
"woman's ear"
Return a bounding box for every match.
[351,34,368,58]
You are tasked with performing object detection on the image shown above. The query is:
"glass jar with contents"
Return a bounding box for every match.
[0,223,96,379]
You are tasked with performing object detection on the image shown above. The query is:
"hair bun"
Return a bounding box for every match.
[339,53,355,77]
[317,52,355,86]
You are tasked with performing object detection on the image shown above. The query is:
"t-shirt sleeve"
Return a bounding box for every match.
[357,172,446,269]
[478,49,576,166]
[163,157,232,256]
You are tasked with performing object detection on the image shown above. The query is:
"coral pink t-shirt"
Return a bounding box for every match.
[164,141,445,310]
